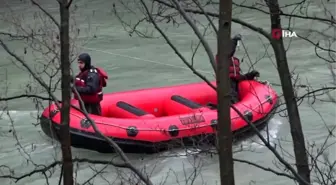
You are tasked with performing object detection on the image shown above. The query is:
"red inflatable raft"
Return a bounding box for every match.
[40,80,278,153]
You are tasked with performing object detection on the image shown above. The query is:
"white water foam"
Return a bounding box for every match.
[1,111,283,159]
[238,118,283,150]
[0,110,39,121]
[159,118,284,158]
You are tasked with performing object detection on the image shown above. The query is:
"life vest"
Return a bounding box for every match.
[229,57,241,80]
[73,67,108,103]
[215,55,241,80]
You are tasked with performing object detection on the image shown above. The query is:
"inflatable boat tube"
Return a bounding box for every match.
[40,80,279,153]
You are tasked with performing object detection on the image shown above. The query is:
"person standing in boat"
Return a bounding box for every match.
[216,35,260,103]
[72,53,108,115]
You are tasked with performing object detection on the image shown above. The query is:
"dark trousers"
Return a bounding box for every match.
[80,102,102,115]
[230,79,239,103]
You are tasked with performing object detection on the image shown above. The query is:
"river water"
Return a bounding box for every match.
[0,0,335,185]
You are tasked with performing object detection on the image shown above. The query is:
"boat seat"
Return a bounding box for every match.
[171,95,202,109]
[164,95,206,116]
[116,101,156,119]
[206,102,217,110]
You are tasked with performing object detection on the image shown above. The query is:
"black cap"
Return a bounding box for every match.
[78,53,91,70]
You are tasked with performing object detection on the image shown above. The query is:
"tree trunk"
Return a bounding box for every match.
[217,0,235,184]
[59,0,74,184]
[267,0,311,184]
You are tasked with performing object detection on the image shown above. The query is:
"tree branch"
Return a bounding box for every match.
[31,0,60,28]
[0,94,52,101]
[192,0,218,35]
[146,1,311,184]
[170,0,217,72]
[0,157,128,183]
[153,0,272,40]
[231,2,335,25]
[0,31,45,40]
[140,0,216,90]
[0,39,61,110]
[230,103,310,185]
[233,158,297,180]
[72,86,154,185]
[66,0,73,8]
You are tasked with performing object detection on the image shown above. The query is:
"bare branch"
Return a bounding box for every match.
[31,0,60,28]
[0,39,61,110]
[192,0,218,35]
[139,0,216,90]
[0,31,45,40]
[170,0,217,72]
[66,0,73,8]
[153,0,272,40]
[233,158,297,180]
[0,157,128,183]
[0,94,52,101]
[72,86,154,185]
[231,1,335,25]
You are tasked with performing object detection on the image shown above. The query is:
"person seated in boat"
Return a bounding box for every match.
[215,35,260,103]
[72,53,108,115]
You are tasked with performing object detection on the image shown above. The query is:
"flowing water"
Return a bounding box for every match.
[0,0,335,184]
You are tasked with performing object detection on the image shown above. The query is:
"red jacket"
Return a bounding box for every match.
[215,55,242,80]
[73,67,108,103]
